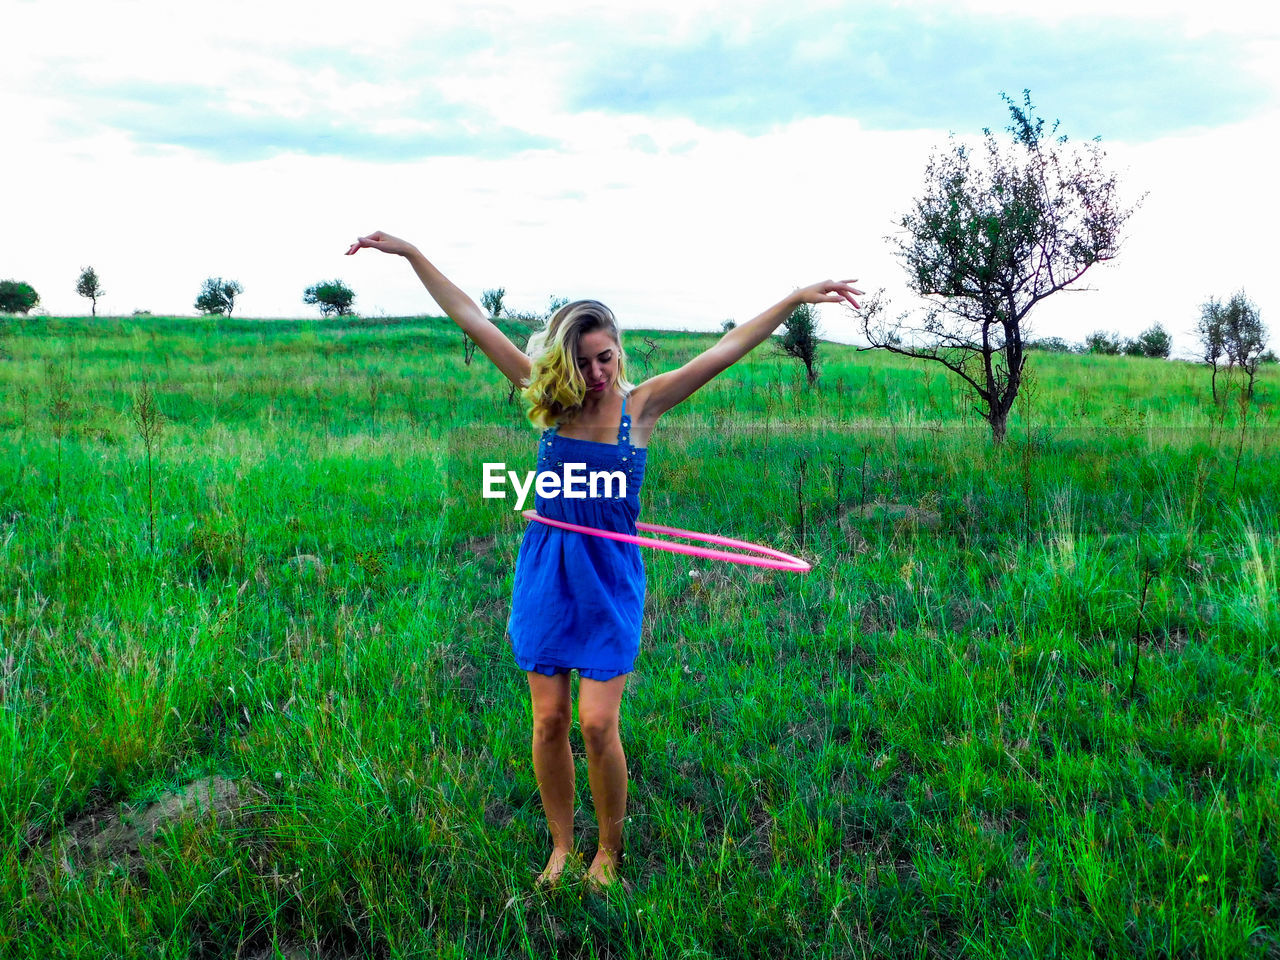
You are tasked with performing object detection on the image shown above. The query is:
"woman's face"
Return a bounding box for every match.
[576,330,618,394]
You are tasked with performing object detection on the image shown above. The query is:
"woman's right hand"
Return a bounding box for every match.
[345,231,419,258]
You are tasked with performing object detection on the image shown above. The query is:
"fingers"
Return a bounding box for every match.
[346,234,381,255]
[346,231,405,256]
[827,294,861,308]
[825,285,861,308]
[798,278,863,309]
[818,279,863,292]
[816,280,864,308]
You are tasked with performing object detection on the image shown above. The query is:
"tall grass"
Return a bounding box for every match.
[0,313,1276,958]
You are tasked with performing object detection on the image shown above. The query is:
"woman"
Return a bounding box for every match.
[346,231,862,891]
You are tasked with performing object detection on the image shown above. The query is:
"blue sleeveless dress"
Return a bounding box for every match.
[506,390,648,681]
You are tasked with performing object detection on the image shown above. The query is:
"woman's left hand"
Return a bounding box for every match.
[794,279,864,310]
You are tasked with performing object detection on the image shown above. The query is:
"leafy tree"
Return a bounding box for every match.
[0,280,40,314]
[1084,330,1124,355]
[1223,292,1267,394]
[1221,291,1266,401]
[859,90,1141,442]
[194,277,243,316]
[777,301,822,386]
[1124,323,1172,359]
[721,319,736,332]
[303,279,356,318]
[1195,296,1228,402]
[1197,292,1268,403]
[76,266,104,317]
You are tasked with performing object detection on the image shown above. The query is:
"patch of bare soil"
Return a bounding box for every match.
[24,776,262,902]
[22,776,361,958]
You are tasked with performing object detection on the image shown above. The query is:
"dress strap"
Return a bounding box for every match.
[617,391,630,445]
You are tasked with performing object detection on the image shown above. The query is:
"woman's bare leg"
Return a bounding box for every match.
[527,671,575,885]
[578,673,629,888]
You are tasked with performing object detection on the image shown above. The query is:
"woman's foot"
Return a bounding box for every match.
[585,848,628,893]
[535,847,576,889]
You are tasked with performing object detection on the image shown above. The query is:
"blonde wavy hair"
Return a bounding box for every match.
[520,300,637,430]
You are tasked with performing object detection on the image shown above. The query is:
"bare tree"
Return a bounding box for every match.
[636,336,661,379]
[859,91,1142,442]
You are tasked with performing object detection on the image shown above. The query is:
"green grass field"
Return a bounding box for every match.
[1,312,1277,958]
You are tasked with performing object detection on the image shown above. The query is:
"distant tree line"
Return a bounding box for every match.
[0,268,360,319]
[1020,296,1275,372]
[1023,324,1174,358]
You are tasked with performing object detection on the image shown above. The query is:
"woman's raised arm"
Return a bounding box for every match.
[346,231,532,387]
[634,278,863,420]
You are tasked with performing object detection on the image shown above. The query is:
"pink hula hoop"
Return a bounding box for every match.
[521,509,811,573]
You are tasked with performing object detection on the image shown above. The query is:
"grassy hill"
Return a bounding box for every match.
[1,312,1276,958]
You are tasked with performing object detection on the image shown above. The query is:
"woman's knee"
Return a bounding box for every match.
[528,671,572,743]
[533,707,572,743]
[578,710,620,752]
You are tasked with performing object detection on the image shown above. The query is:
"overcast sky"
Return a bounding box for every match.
[3,0,1277,359]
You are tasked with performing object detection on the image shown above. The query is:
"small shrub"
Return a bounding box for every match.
[1125,323,1172,358]
[0,279,39,314]
[181,515,245,581]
